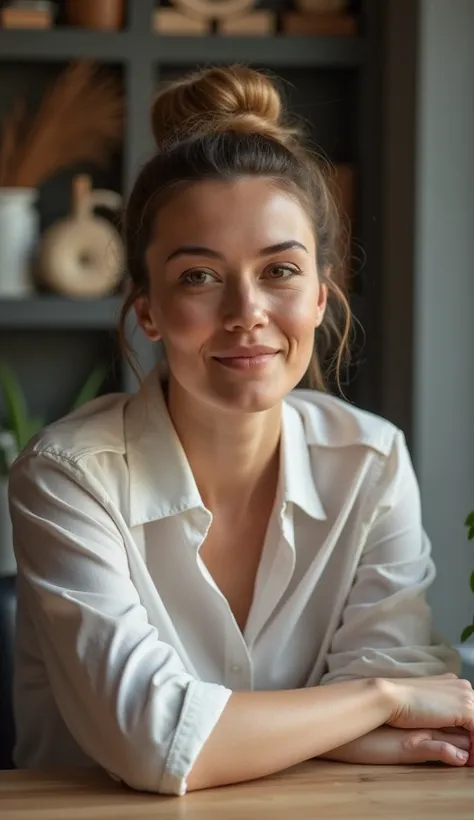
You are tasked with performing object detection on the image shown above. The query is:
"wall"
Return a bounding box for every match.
[413,0,474,647]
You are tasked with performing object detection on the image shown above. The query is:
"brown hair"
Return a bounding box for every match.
[119,65,352,392]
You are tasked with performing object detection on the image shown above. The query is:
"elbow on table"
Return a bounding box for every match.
[104,749,185,797]
[88,677,232,795]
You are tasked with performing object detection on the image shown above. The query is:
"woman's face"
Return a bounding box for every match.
[136,177,327,413]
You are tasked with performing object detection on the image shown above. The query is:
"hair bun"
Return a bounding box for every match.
[151,65,298,150]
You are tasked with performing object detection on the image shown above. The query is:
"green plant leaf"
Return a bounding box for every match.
[465,511,474,528]
[27,415,44,441]
[71,364,107,411]
[468,526,474,541]
[460,624,474,643]
[470,571,474,593]
[0,362,31,451]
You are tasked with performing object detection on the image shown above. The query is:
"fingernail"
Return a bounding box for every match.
[457,750,469,760]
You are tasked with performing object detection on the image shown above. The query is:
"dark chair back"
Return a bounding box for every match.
[0,575,16,769]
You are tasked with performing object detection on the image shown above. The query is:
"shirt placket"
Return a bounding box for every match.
[191,510,253,691]
[244,502,296,654]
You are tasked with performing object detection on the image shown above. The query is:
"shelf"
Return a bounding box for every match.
[0,29,365,68]
[0,28,129,62]
[0,296,122,330]
[152,35,366,68]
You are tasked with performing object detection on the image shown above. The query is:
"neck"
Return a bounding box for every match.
[166,377,281,514]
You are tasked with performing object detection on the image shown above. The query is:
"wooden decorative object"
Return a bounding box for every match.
[168,0,272,37]
[37,175,124,299]
[154,8,210,34]
[171,0,255,22]
[66,0,125,30]
[0,1,53,28]
[282,12,357,36]
[217,10,275,35]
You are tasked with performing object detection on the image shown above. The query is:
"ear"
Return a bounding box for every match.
[315,266,330,328]
[134,295,161,342]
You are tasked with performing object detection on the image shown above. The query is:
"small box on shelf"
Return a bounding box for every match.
[217,10,275,36]
[0,0,54,29]
[154,7,210,35]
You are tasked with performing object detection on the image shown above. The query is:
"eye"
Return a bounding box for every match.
[265,264,300,280]
[180,269,216,286]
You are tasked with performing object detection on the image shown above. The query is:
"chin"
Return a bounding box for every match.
[204,380,290,414]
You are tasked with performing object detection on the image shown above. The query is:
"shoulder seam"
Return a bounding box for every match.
[16,446,91,476]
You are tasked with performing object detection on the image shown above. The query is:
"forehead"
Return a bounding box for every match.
[151,177,315,255]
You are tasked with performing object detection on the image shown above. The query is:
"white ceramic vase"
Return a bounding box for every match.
[0,476,16,577]
[0,188,38,298]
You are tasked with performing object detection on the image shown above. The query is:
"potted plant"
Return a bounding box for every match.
[454,511,474,675]
[460,511,474,643]
[0,362,107,576]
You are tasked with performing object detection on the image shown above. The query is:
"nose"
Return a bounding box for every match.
[221,279,269,333]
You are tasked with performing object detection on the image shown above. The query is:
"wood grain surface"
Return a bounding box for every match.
[1,760,473,819]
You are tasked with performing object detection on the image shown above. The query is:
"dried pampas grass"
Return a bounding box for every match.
[0,61,123,188]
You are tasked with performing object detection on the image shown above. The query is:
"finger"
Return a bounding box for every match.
[432,731,471,752]
[412,739,468,766]
[427,673,459,680]
[440,727,470,736]
[460,716,474,734]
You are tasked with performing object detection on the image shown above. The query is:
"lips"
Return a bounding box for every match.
[212,345,279,358]
[211,346,279,371]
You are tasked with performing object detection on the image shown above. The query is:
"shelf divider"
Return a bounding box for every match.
[0,296,122,330]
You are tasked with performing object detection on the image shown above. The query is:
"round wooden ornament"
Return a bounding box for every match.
[172,0,255,21]
[37,175,124,299]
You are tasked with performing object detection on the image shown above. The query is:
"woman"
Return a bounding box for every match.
[9,66,474,796]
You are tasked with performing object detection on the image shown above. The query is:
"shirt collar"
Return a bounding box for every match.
[280,400,327,521]
[125,370,326,527]
[125,370,202,527]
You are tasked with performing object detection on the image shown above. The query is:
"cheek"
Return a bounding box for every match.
[154,293,215,349]
[275,286,320,337]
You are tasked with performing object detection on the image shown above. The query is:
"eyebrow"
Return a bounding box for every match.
[164,240,309,264]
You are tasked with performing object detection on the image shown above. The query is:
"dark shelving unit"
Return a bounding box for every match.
[0,0,385,422]
[0,297,122,330]
[0,31,366,67]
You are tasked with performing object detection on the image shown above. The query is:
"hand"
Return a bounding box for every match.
[400,727,470,766]
[384,674,474,732]
[320,726,471,767]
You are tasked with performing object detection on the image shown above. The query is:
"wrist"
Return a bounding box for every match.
[319,727,408,765]
[368,677,399,724]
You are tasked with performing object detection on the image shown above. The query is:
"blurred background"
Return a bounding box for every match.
[0,0,473,733]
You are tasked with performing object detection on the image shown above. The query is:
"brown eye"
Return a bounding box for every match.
[181,269,215,286]
[265,264,299,280]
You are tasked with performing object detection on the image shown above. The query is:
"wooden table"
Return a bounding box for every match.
[1,761,473,819]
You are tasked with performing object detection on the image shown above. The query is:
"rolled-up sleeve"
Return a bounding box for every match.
[9,451,232,795]
[320,430,459,684]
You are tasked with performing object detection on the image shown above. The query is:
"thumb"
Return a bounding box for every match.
[408,737,468,766]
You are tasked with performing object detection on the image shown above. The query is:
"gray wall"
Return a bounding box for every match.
[413,0,474,646]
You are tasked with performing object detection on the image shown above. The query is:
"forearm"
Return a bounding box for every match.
[187,678,392,791]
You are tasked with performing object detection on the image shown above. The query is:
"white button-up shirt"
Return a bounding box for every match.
[9,371,458,795]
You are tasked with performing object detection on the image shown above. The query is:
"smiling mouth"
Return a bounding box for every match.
[212,353,278,371]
